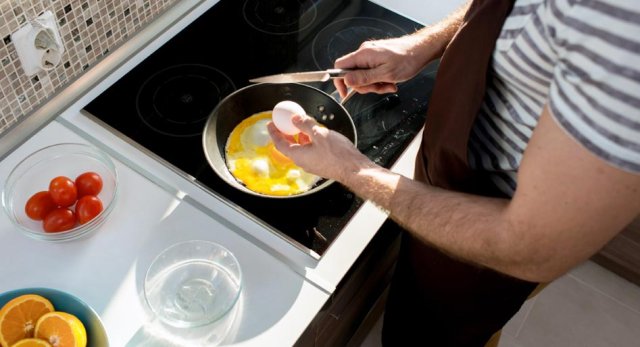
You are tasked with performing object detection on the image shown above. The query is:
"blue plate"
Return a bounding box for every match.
[0,287,109,346]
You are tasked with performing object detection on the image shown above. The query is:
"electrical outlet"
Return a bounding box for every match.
[11,11,65,76]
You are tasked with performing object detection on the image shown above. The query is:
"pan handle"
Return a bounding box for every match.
[341,88,357,104]
[332,88,357,105]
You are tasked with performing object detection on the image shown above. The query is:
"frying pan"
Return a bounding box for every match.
[202,83,357,198]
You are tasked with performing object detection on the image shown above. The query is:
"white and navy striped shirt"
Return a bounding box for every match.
[468,0,640,196]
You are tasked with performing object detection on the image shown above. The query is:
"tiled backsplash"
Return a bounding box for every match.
[0,0,178,135]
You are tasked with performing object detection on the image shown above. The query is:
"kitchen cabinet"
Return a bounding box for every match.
[296,220,402,347]
[592,217,640,286]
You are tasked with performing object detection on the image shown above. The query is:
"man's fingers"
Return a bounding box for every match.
[267,122,294,151]
[335,49,380,88]
[356,82,398,95]
[344,69,376,87]
[334,51,358,69]
[291,114,320,135]
[334,79,349,99]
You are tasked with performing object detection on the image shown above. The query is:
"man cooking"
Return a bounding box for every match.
[268,0,640,345]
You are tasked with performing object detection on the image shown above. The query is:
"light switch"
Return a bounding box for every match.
[11,11,65,76]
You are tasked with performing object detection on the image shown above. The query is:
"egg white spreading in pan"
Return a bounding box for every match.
[224,111,321,196]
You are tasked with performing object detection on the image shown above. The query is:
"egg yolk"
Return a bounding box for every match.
[225,111,321,196]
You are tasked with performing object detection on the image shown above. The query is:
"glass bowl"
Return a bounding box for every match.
[0,287,109,346]
[2,143,118,242]
[144,240,243,328]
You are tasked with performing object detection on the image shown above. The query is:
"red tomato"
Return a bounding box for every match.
[49,176,78,207]
[24,191,56,221]
[43,207,77,232]
[75,195,103,224]
[75,172,103,197]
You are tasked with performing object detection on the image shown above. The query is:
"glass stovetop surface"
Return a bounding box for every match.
[83,0,437,257]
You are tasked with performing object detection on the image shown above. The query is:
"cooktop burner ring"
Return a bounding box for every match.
[243,0,317,35]
[312,17,407,70]
[135,64,236,138]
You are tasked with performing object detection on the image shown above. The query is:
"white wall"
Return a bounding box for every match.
[372,0,468,26]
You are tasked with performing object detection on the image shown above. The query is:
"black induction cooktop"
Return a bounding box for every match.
[83,0,437,257]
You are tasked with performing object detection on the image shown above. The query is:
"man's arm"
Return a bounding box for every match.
[275,106,640,283]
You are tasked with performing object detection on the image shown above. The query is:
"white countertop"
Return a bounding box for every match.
[0,121,330,346]
[0,0,463,345]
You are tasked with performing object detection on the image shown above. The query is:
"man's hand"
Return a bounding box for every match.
[333,1,471,98]
[333,35,435,98]
[267,114,374,182]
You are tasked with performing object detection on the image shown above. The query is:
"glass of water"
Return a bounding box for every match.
[144,240,242,328]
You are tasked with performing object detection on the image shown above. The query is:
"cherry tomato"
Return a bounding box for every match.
[24,191,56,221]
[43,207,77,232]
[75,172,103,197]
[75,195,103,224]
[49,176,78,207]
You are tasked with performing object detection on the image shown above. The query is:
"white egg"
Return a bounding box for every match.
[272,100,305,135]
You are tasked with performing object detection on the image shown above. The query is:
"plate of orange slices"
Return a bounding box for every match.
[0,288,108,347]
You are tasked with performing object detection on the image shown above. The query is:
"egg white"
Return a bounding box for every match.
[225,111,321,196]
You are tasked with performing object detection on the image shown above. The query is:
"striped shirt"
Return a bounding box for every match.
[468,0,640,196]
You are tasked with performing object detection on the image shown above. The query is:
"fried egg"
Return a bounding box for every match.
[225,111,321,196]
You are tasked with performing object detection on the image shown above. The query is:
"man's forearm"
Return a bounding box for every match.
[339,165,535,280]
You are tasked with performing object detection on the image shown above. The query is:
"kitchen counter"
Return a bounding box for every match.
[0,120,331,346]
[0,0,459,345]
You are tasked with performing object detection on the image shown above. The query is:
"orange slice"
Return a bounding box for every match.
[11,338,53,347]
[0,294,54,347]
[34,312,86,347]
